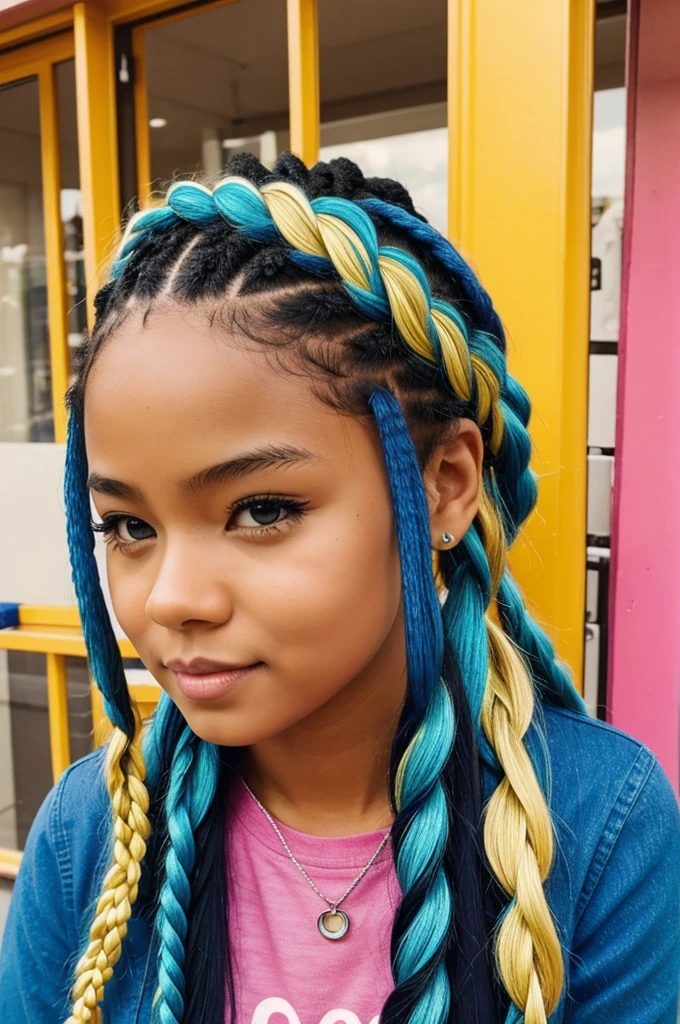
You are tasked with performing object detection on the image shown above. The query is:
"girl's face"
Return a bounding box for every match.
[84,306,406,746]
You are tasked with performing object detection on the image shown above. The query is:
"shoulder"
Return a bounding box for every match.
[539,703,661,805]
[535,705,679,923]
[3,746,111,964]
[53,745,108,798]
[23,744,109,863]
[40,745,111,902]
[48,745,110,855]
[537,703,676,834]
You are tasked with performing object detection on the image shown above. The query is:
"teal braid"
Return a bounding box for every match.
[150,729,220,1024]
[440,522,500,771]
[392,683,456,1024]
[142,690,188,792]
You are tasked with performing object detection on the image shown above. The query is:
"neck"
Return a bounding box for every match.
[238,641,406,837]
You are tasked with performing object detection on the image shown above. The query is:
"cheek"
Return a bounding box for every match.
[105,552,151,644]
[256,500,402,684]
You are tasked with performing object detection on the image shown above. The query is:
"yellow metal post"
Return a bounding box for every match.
[74,2,121,329]
[0,849,22,881]
[448,0,594,685]
[287,0,320,166]
[38,62,70,443]
[46,652,72,781]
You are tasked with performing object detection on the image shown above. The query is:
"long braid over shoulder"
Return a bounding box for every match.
[64,152,587,1024]
[63,401,152,1024]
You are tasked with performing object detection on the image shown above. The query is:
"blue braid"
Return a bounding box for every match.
[497,572,588,716]
[368,389,443,716]
[369,390,454,1024]
[64,408,135,736]
[151,730,220,1024]
[358,198,505,339]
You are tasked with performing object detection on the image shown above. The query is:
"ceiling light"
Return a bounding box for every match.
[149,118,167,129]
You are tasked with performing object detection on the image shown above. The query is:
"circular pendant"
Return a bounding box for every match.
[317,909,350,941]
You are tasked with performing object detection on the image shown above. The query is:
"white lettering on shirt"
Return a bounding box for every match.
[251,996,380,1024]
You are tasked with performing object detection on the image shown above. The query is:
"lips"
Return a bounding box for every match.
[165,657,252,674]
[165,657,262,702]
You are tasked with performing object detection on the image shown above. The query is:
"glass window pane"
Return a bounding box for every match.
[0,77,53,442]
[57,60,86,383]
[0,652,93,852]
[318,0,447,233]
[143,0,289,188]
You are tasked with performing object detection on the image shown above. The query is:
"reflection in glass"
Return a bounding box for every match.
[143,0,289,188]
[319,0,447,233]
[321,122,447,235]
[0,77,52,442]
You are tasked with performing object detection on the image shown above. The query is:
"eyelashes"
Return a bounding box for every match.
[90,514,153,550]
[90,494,310,552]
[230,495,309,532]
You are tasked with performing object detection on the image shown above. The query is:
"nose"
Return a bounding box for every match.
[144,540,234,631]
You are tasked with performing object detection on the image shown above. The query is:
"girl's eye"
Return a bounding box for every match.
[91,515,155,549]
[89,496,308,550]
[228,497,308,534]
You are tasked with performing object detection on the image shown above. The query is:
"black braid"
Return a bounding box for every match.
[71,152,504,1024]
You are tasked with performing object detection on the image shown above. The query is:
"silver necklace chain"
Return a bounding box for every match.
[239,776,392,913]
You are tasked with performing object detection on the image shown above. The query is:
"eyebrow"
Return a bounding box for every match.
[87,443,320,501]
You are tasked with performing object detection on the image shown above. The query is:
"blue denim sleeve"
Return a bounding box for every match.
[567,754,680,1023]
[0,778,75,1022]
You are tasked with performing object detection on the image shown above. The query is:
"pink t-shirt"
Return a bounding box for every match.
[226,775,401,1024]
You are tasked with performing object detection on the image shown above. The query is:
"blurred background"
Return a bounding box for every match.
[0,0,678,934]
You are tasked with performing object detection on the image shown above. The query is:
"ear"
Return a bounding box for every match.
[422,419,483,550]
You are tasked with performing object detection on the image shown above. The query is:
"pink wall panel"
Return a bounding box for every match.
[609,0,680,790]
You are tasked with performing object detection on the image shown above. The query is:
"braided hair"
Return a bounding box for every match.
[62,152,587,1024]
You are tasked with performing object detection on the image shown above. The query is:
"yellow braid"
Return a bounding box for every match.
[64,704,151,1024]
[477,487,565,1022]
[482,621,564,1022]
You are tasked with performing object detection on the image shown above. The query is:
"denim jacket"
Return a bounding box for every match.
[1,704,679,1023]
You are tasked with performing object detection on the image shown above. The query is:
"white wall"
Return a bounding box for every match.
[0,441,126,638]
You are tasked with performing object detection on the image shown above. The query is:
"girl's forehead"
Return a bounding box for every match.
[83,308,363,478]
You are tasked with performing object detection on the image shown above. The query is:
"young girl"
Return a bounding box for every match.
[1,154,678,1024]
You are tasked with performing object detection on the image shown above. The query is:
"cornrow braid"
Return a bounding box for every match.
[62,151,589,1024]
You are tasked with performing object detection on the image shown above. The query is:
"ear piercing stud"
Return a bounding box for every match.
[441,532,455,546]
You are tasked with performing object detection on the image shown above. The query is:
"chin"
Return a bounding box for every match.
[177,706,288,748]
